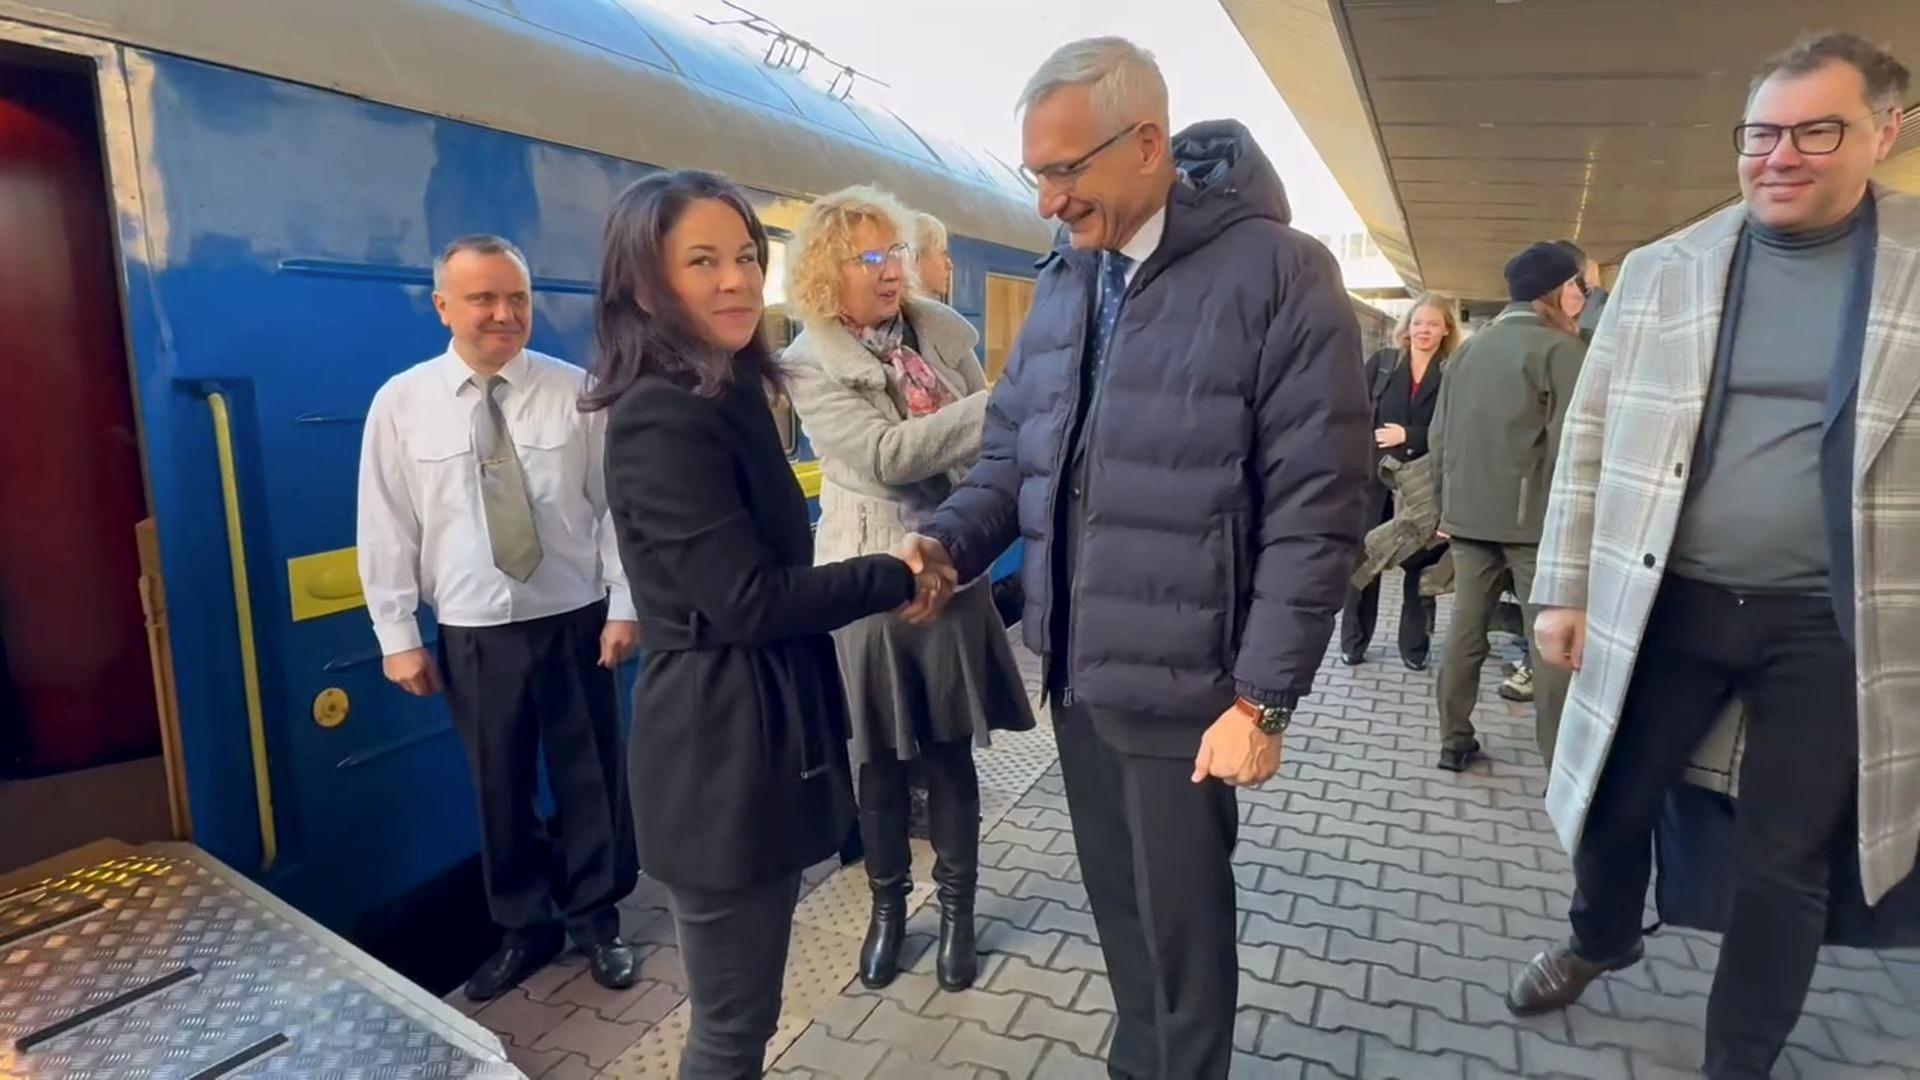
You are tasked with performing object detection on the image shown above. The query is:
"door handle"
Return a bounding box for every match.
[206,390,279,872]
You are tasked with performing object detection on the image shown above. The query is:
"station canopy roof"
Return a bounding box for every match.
[1223,0,1920,299]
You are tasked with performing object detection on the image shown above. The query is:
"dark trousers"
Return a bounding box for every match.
[668,873,801,1080]
[439,600,635,946]
[1054,696,1238,1080]
[1435,538,1569,763]
[857,738,979,875]
[1340,539,1444,665]
[1567,577,1857,1080]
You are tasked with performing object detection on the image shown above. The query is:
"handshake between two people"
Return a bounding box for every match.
[893,533,958,625]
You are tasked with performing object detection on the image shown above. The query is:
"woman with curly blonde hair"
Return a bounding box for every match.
[780,186,1035,993]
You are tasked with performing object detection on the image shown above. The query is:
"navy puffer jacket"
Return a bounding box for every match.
[923,120,1372,720]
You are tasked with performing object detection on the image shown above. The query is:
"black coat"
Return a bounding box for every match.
[605,373,914,890]
[1362,346,1444,520]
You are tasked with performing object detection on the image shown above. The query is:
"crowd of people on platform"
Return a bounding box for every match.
[355,26,1919,1080]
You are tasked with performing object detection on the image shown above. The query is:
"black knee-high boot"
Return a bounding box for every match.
[924,744,981,991]
[857,760,911,989]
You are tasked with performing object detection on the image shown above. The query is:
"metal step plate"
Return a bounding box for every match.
[0,841,522,1079]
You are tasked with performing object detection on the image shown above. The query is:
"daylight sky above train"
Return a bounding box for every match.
[658,0,1366,236]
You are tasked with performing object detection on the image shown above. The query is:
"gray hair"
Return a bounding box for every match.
[1017,37,1169,131]
[432,234,529,291]
[1752,31,1912,111]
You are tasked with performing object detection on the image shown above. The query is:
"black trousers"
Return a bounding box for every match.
[668,873,801,1080]
[1567,577,1857,1080]
[1340,538,1444,665]
[858,738,978,862]
[439,600,636,946]
[1053,696,1238,1080]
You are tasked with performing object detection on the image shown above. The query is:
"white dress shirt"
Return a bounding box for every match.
[1117,205,1167,286]
[357,345,634,656]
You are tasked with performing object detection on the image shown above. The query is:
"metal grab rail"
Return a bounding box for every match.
[206,391,279,871]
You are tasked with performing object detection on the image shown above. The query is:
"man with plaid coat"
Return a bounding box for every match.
[1508,32,1920,1079]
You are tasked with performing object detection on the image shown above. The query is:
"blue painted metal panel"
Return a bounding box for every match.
[124,50,1036,931]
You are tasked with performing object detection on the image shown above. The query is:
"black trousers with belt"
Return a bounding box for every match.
[439,599,636,947]
[1052,694,1239,1080]
[1566,576,1857,1080]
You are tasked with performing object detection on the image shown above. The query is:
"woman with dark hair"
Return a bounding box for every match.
[581,169,950,1077]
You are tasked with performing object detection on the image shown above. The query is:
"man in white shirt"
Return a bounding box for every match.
[357,235,640,1001]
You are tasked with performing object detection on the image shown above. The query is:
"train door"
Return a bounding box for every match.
[0,45,184,871]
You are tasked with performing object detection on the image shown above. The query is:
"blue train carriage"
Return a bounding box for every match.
[0,0,1051,965]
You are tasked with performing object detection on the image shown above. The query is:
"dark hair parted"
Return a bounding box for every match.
[580,170,777,411]
[1752,32,1912,110]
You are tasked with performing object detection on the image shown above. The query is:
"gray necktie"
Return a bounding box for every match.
[472,375,543,582]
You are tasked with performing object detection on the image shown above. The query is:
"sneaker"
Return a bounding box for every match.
[1499,664,1534,703]
[1507,939,1645,1016]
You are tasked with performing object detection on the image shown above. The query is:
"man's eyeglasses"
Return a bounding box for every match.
[1733,107,1892,157]
[1020,123,1145,189]
[849,242,912,272]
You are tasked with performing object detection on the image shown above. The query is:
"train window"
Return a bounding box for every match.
[762,237,800,458]
[984,273,1037,384]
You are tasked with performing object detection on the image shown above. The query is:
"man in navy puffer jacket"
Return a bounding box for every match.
[904,37,1372,1078]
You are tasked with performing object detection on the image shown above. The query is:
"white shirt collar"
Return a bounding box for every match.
[1116,204,1168,268]
[438,342,530,395]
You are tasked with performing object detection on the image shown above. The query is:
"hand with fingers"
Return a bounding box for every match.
[895,533,958,624]
[1534,606,1587,671]
[1191,702,1285,787]
[382,647,443,697]
[599,619,640,668]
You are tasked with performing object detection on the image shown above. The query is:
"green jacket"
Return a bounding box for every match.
[1429,304,1586,544]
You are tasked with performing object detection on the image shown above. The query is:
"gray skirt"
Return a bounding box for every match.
[833,581,1037,766]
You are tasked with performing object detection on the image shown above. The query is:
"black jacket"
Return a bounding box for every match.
[923,119,1372,719]
[605,374,913,890]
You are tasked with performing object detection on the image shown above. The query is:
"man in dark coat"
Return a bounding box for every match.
[901,36,1371,1079]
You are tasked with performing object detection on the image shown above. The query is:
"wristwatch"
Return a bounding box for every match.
[1234,695,1295,736]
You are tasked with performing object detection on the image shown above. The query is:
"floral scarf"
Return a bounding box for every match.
[840,314,957,418]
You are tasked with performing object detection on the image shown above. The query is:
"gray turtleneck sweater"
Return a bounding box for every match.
[1669,204,1868,593]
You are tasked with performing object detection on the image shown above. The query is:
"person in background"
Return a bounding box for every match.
[913,210,954,303]
[357,234,639,1001]
[1341,292,1460,671]
[582,170,950,1078]
[1555,239,1608,342]
[1428,241,1586,772]
[779,186,1036,993]
[902,37,1372,1078]
[1513,34,1920,1079]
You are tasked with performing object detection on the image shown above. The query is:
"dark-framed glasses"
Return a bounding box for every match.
[1733,107,1892,157]
[1020,122,1145,189]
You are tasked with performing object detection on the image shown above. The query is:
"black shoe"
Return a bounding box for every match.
[1507,939,1645,1016]
[928,772,981,992]
[856,807,911,989]
[1437,741,1483,772]
[1402,654,1429,672]
[1341,649,1366,666]
[464,932,563,1002]
[586,939,637,990]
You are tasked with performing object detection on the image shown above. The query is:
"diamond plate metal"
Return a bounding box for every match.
[0,843,521,1079]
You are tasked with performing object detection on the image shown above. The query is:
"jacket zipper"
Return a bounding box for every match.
[1041,261,1095,679]
[1065,268,1133,693]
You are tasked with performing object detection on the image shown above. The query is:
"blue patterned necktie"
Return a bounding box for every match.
[1088,251,1133,384]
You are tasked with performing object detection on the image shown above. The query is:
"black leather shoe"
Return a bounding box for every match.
[1507,939,1644,1016]
[586,940,638,990]
[464,933,563,1002]
[1341,649,1366,666]
[1437,740,1483,772]
[1401,653,1429,672]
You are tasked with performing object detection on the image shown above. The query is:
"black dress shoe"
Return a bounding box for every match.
[1340,649,1366,666]
[1401,653,1429,672]
[1437,740,1483,772]
[465,933,563,1002]
[586,940,638,990]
